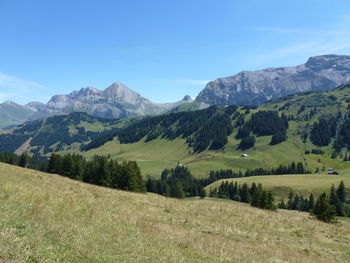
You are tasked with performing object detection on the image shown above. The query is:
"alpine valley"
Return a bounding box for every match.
[2,55,350,263]
[2,81,350,179]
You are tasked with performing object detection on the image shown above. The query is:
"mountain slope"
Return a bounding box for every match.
[0,101,46,129]
[85,84,350,177]
[44,82,173,119]
[196,54,350,106]
[1,162,349,263]
[0,82,193,129]
[0,112,133,154]
[3,84,350,178]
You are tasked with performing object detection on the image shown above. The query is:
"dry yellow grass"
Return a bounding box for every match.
[1,163,350,263]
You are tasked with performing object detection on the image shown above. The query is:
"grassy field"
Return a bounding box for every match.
[84,129,349,179]
[81,86,350,179]
[1,163,350,262]
[206,173,350,200]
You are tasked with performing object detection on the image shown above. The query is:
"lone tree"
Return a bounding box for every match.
[312,192,337,223]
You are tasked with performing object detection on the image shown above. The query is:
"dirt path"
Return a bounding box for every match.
[14,137,33,156]
[14,118,47,156]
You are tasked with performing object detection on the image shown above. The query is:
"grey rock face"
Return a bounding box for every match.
[196,55,350,106]
[43,82,192,118]
[0,82,193,128]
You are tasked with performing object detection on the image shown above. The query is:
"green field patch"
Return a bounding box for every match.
[206,173,350,200]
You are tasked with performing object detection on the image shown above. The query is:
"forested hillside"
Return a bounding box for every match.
[0,112,136,154]
[85,84,350,177]
[2,84,350,177]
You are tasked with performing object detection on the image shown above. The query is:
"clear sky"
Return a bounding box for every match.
[1,0,350,104]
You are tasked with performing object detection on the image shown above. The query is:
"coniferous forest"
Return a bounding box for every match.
[278,181,349,222]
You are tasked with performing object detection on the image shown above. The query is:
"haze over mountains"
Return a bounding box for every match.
[1,54,350,129]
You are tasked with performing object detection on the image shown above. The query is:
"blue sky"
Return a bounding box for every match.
[1,0,350,104]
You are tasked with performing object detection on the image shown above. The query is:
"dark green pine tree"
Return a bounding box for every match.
[337,181,346,203]
[278,199,286,209]
[121,161,146,192]
[199,188,206,199]
[47,153,61,174]
[307,193,315,211]
[266,191,276,210]
[98,156,110,187]
[330,185,345,216]
[238,135,255,150]
[240,183,251,203]
[61,154,74,178]
[146,179,157,193]
[170,182,185,199]
[19,152,29,168]
[312,192,337,223]
[84,160,99,184]
[72,156,84,181]
[287,191,294,210]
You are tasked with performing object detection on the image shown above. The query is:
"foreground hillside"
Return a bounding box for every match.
[1,163,350,263]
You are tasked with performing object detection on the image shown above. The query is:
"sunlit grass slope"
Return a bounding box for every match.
[206,173,350,200]
[84,85,350,178]
[1,163,350,263]
[85,130,348,179]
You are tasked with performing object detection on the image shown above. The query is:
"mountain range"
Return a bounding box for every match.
[0,82,194,129]
[196,54,350,106]
[1,54,350,129]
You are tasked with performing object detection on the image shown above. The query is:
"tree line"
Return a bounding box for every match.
[47,153,146,192]
[278,181,349,222]
[146,161,309,203]
[117,105,238,152]
[146,165,204,198]
[200,162,309,186]
[0,152,48,171]
[309,111,350,155]
[0,151,145,193]
[2,151,348,221]
[209,181,276,210]
[235,111,289,149]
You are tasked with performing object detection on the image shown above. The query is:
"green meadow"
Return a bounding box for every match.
[1,162,350,263]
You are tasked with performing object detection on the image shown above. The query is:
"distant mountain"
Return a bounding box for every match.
[0,101,46,129]
[196,54,350,106]
[0,82,193,129]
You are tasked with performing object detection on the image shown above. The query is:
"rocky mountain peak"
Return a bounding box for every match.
[74,87,100,96]
[305,55,350,71]
[182,95,193,101]
[2,100,18,106]
[26,101,46,107]
[196,54,350,106]
[103,82,145,103]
